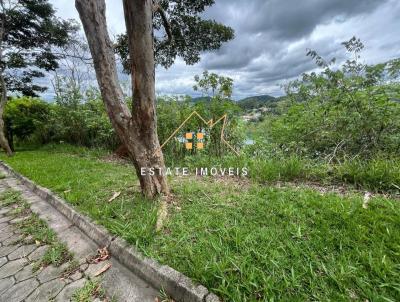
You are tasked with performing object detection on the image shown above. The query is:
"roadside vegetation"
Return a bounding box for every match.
[1,38,400,301]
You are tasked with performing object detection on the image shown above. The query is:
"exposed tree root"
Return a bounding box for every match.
[155,194,177,232]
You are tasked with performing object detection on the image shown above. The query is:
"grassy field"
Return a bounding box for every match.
[1,145,400,301]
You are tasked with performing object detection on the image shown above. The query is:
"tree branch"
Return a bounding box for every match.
[153,1,173,43]
[53,52,93,63]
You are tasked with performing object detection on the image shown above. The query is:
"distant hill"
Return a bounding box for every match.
[191,94,283,111]
[237,95,278,110]
[191,96,212,103]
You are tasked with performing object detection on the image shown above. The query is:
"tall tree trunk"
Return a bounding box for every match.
[122,0,169,197]
[0,1,12,156]
[6,121,14,152]
[75,0,169,198]
[0,76,12,156]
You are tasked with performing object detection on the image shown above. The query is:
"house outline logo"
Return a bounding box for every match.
[184,132,205,150]
[159,111,240,156]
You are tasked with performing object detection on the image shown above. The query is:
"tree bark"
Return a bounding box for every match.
[0,2,12,156]
[75,0,169,198]
[5,121,13,152]
[0,79,12,156]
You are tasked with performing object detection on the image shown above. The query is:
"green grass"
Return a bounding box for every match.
[0,189,24,206]
[17,214,57,244]
[171,152,400,193]
[1,145,400,301]
[71,279,106,302]
[38,242,73,269]
[336,157,400,192]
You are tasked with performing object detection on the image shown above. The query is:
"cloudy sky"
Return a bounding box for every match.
[48,0,400,100]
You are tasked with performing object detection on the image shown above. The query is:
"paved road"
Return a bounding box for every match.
[0,168,158,302]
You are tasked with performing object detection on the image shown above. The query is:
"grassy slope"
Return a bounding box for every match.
[1,145,400,301]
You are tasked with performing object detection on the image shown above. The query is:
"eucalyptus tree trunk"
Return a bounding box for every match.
[0,3,12,157]
[75,0,169,198]
[0,77,12,156]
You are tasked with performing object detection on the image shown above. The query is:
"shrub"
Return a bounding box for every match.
[4,97,51,149]
[53,98,118,149]
[259,38,400,160]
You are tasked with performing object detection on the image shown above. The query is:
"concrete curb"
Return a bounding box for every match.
[0,161,220,302]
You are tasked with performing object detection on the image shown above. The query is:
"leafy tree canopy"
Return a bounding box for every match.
[115,0,234,71]
[1,0,78,96]
[193,70,233,99]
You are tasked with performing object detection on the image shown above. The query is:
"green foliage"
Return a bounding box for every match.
[162,182,400,301]
[22,213,73,270]
[193,70,233,99]
[156,96,193,158]
[260,37,400,159]
[17,213,57,245]
[4,97,50,146]
[0,189,24,206]
[5,68,245,157]
[39,242,73,268]
[115,1,234,70]
[1,0,77,96]
[6,88,119,149]
[248,155,310,182]
[5,70,243,155]
[48,87,118,149]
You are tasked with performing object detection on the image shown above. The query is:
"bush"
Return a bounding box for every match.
[5,90,119,150]
[48,96,119,149]
[266,90,400,158]
[259,38,400,160]
[6,92,244,157]
[4,97,51,149]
